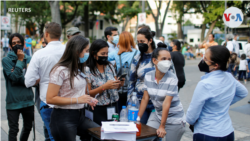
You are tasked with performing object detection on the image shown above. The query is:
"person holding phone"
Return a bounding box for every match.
[85,39,125,125]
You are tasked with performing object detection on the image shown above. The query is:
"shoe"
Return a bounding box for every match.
[248,100,250,104]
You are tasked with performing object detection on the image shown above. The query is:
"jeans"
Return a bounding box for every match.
[185,52,194,59]
[140,102,155,124]
[247,59,250,79]
[40,101,54,141]
[3,47,8,57]
[238,71,247,80]
[50,108,100,141]
[227,64,238,77]
[6,106,34,141]
[193,132,234,141]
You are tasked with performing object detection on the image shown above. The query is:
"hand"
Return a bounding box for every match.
[24,46,29,50]
[88,98,98,110]
[118,78,125,87]
[234,68,236,71]
[11,67,14,72]
[156,126,166,138]
[103,80,120,90]
[248,70,249,73]
[17,49,25,61]
[78,95,92,104]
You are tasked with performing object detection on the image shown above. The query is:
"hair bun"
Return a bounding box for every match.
[157,42,167,48]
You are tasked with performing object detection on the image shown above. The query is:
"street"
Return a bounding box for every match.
[1,59,250,141]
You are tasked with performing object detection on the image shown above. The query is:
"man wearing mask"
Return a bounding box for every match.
[24,35,32,56]
[233,34,240,56]
[25,22,65,141]
[104,26,119,53]
[2,33,34,141]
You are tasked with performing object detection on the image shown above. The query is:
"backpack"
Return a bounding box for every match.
[117,50,138,94]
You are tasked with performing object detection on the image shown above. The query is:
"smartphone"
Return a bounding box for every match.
[118,73,127,81]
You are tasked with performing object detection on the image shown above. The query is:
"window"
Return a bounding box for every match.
[190,38,194,42]
[198,38,200,42]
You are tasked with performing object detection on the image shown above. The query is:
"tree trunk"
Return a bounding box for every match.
[201,23,206,42]
[177,22,183,39]
[134,15,139,41]
[122,16,129,31]
[204,21,217,41]
[84,2,89,37]
[49,1,61,26]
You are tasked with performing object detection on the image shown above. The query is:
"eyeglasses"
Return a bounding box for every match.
[12,41,21,46]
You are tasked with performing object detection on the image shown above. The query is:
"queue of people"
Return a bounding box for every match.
[1,22,248,141]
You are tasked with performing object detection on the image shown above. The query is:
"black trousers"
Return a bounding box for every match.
[238,71,247,80]
[89,102,118,126]
[7,106,34,141]
[118,92,127,114]
[50,108,100,141]
[178,81,186,92]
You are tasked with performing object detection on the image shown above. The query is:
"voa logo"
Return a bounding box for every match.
[223,7,244,28]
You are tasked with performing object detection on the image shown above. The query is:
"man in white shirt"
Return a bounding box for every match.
[1,36,9,57]
[233,34,240,56]
[25,22,65,141]
[226,34,235,54]
[104,26,119,53]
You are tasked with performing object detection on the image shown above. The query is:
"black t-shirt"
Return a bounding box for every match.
[170,51,186,83]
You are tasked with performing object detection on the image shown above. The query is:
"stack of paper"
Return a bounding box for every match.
[101,122,138,141]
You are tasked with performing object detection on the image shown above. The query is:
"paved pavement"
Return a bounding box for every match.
[1,58,250,141]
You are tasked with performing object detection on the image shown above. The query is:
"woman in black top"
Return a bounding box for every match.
[170,40,186,91]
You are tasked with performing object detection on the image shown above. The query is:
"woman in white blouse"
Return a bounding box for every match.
[46,35,99,141]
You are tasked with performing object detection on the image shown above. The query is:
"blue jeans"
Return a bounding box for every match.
[40,101,54,141]
[193,132,234,141]
[185,52,194,59]
[247,59,250,79]
[227,64,238,77]
[140,102,155,124]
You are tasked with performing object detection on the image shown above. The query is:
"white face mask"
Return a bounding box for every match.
[157,60,171,73]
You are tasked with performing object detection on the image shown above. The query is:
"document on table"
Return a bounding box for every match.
[101,122,138,133]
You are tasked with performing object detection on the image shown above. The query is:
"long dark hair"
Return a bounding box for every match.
[9,33,24,47]
[135,28,156,74]
[51,35,89,88]
[172,39,181,51]
[151,48,169,64]
[86,39,112,77]
[208,45,230,71]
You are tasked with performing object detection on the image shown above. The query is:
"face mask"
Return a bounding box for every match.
[138,43,149,53]
[237,36,239,40]
[96,56,108,65]
[112,35,119,45]
[12,44,24,55]
[198,60,214,73]
[79,53,89,63]
[157,60,172,73]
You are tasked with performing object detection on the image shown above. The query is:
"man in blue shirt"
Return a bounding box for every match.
[24,35,32,56]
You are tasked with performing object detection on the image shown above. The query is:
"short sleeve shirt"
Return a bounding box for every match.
[143,70,185,124]
[49,66,86,109]
[239,60,248,71]
[85,64,119,106]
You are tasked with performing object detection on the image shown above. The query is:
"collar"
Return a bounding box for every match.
[47,41,62,46]
[201,70,223,80]
[151,70,168,83]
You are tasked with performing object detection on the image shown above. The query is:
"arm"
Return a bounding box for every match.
[24,54,40,87]
[138,90,150,118]
[186,82,208,125]
[230,80,248,105]
[127,57,138,98]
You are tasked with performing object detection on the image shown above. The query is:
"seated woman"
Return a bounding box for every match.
[85,39,125,125]
[46,35,99,141]
[185,46,195,60]
[186,46,248,141]
[138,48,186,141]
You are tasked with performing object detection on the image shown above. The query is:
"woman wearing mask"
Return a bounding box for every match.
[85,39,125,125]
[108,31,140,112]
[170,40,186,91]
[128,28,156,124]
[186,46,248,141]
[46,35,99,141]
[138,48,185,141]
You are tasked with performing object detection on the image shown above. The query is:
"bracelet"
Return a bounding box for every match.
[77,98,78,104]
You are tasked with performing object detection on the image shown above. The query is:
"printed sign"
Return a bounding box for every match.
[1,16,11,30]
[223,7,244,28]
[138,13,146,25]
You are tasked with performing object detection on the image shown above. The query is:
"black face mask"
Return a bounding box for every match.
[198,60,213,73]
[96,56,108,65]
[12,44,24,55]
[138,43,149,53]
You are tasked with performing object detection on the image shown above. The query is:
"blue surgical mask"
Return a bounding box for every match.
[237,36,239,40]
[79,53,89,63]
[112,35,119,45]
